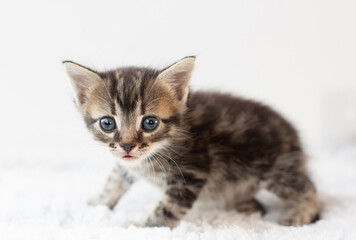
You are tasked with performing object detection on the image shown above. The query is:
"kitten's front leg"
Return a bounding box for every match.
[145,176,206,228]
[88,164,134,209]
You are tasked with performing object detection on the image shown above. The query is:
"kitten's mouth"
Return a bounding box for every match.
[122,155,138,160]
[111,150,140,160]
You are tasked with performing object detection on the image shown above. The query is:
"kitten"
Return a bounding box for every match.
[63,56,319,228]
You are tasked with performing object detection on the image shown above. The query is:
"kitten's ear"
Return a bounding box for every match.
[157,56,195,104]
[63,61,101,106]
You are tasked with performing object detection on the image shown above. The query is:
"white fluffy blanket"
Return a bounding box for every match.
[1,147,355,240]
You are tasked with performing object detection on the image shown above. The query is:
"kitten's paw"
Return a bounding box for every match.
[236,199,266,216]
[87,195,116,209]
[122,221,146,228]
[279,209,318,226]
[132,221,146,228]
[144,217,177,229]
[87,196,105,207]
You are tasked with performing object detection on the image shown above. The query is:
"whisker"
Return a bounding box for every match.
[147,155,157,183]
[150,153,167,182]
[152,153,166,175]
[156,149,186,184]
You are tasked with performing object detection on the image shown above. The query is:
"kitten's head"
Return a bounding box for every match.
[64,57,195,167]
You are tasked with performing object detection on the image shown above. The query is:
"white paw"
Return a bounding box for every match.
[123,221,146,228]
[87,195,117,209]
[87,196,104,206]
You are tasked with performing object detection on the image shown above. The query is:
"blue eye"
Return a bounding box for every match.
[100,117,116,132]
[142,116,159,131]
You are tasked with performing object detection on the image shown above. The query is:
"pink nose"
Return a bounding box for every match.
[119,142,136,154]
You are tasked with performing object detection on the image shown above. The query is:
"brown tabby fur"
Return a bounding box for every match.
[63,57,319,228]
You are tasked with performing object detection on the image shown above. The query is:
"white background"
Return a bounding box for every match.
[0,0,355,164]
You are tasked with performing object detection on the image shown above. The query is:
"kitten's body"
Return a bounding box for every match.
[64,57,319,228]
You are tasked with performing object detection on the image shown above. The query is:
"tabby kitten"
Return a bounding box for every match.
[63,57,319,228]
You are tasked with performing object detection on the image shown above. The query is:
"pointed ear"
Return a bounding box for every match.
[63,61,101,106]
[157,56,195,104]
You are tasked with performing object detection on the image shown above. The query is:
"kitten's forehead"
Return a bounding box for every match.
[86,67,175,121]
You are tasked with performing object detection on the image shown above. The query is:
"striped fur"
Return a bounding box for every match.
[64,57,319,228]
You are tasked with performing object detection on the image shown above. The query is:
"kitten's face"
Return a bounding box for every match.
[64,57,195,167]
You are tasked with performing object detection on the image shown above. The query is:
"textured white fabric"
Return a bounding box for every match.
[1,147,355,240]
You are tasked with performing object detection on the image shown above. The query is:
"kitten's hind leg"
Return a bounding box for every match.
[235,198,266,215]
[267,153,319,226]
[88,165,135,209]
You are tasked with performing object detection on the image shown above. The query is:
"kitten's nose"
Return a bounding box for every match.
[119,142,136,154]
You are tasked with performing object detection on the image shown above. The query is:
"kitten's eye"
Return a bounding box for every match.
[100,117,116,132]
[142,116,159,131]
